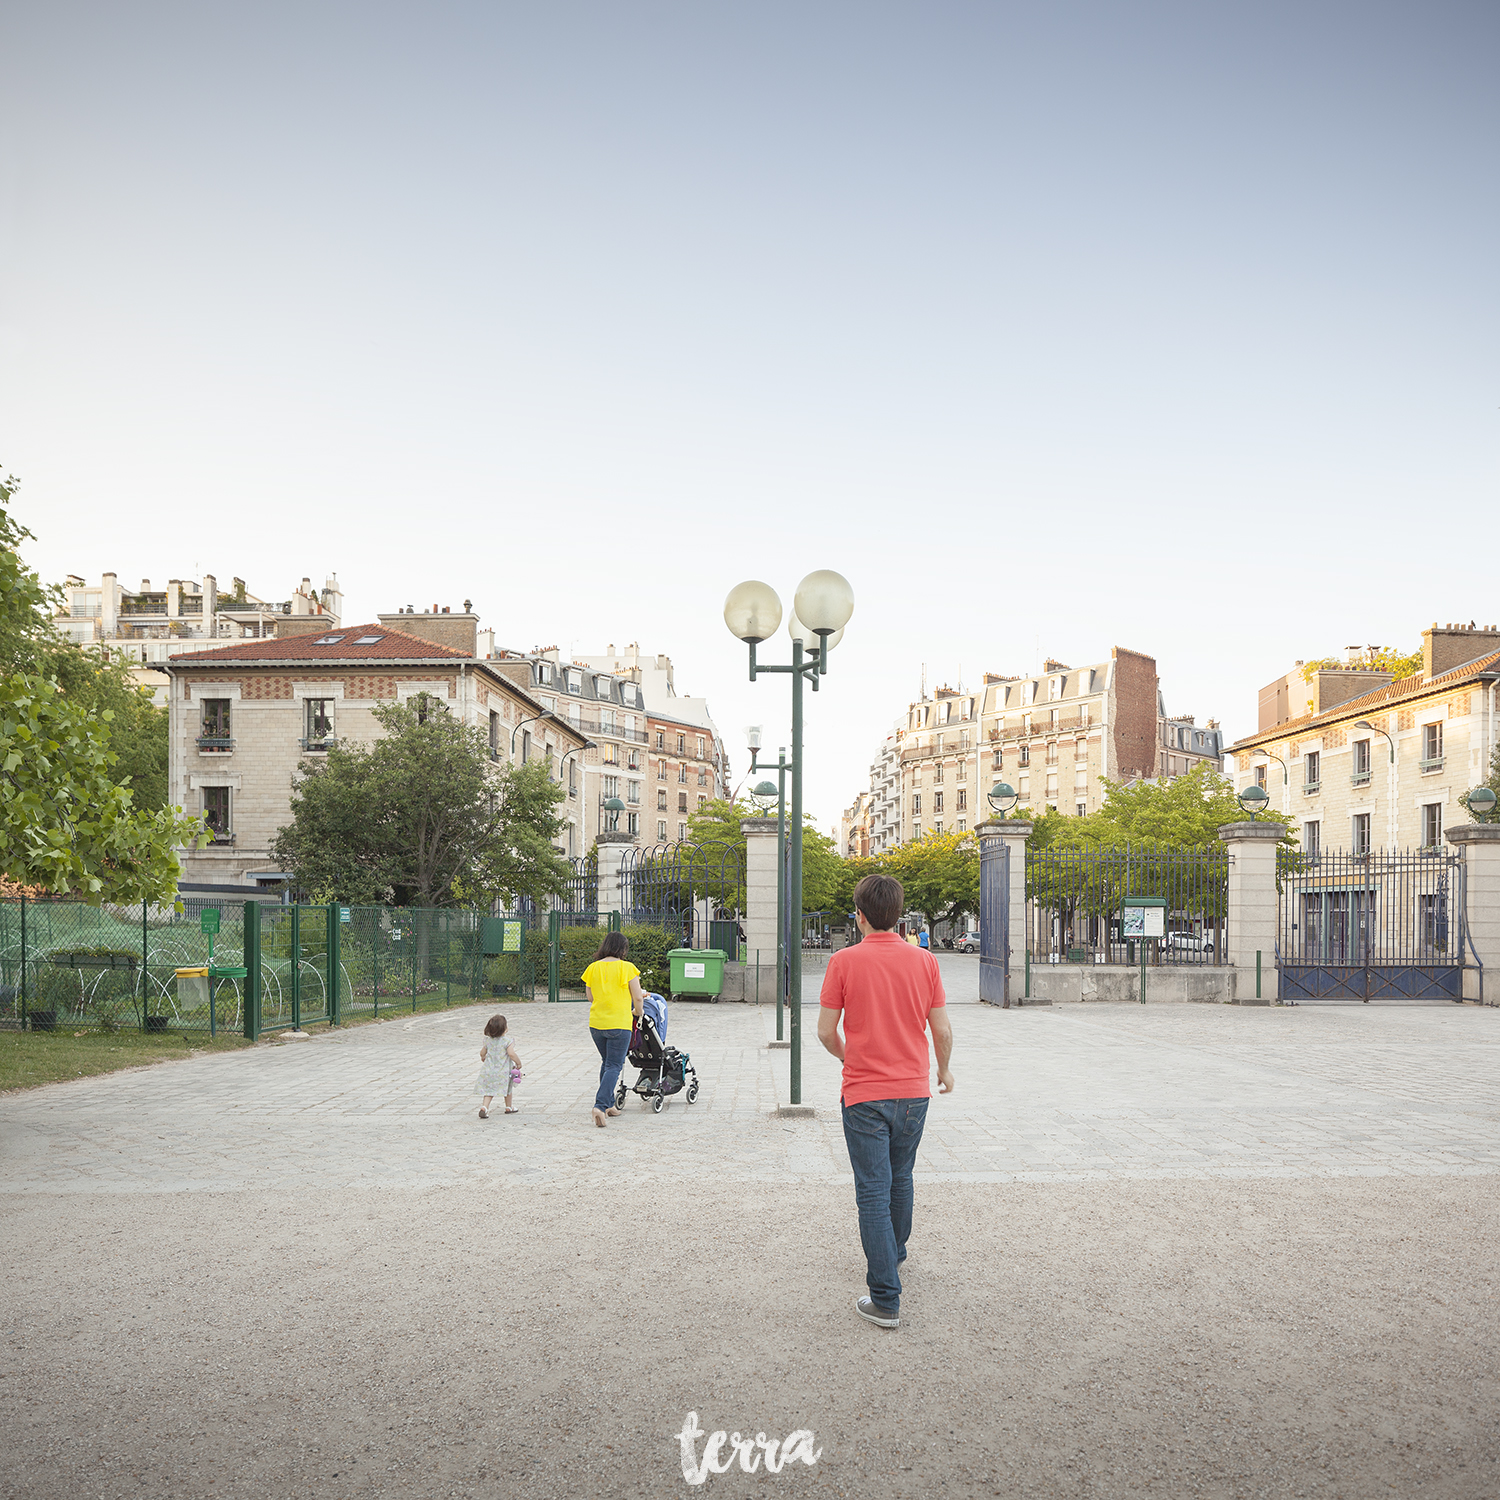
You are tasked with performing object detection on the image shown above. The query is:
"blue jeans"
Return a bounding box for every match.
[591,1028,632,1111]
[841,1097,929,1314]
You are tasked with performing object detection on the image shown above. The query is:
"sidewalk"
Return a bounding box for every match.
[2,1001,1497,1499]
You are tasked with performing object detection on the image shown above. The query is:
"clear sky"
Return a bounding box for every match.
[2,2,1496,830]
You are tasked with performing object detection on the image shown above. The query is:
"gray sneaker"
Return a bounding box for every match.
[855,1296,899,1329]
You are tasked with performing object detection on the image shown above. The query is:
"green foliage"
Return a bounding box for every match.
[553,923,676,996]
[272,695,571,907]
[1026,765,1296,851]
[0,673,204,902]
[0,475,63,667]
[884,831,979,932]
[1300,646,1422,683]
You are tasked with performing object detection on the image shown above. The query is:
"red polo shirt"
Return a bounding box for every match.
[819,932,946,1105]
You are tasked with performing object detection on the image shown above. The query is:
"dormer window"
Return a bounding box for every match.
[1050,676,1064,701]
[565,669,582,694]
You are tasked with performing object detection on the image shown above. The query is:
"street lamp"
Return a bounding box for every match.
[1354,720,1395,763]
[726,569,855,1105]
[1467,786,1498,823]
[602,795,625,832]
[987,782,1019,817]
[1237,783,1270,820]
[751,780,778,811]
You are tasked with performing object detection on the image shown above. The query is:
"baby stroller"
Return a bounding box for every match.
[616,992,699,1114]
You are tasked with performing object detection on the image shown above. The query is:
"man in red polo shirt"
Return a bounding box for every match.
[817,872,953,1329]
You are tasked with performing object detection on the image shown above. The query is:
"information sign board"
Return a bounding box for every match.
[200,908,221,936]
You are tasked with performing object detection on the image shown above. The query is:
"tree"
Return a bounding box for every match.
[1460,743,1500,821]
[1092,764,1295,847]
[0,674,202,901]
[272,695,570,907]
[884,831,979,934]
[0,477,199,898]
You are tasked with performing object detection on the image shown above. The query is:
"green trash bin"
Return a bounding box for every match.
[668,948,727,1002]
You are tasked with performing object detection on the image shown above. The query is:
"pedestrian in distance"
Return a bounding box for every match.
[476,1014,522,1119]
[817,873,953,1331]
[581,932,645,1129]
[917,927,930,950]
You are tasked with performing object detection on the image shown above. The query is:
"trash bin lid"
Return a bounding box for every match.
[174,967,210,978]
[668,948,727,960]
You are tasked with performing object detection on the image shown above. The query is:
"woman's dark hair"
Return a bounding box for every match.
[484,1014,507,1038]
[593,931,630,962]
[853,873,904,931]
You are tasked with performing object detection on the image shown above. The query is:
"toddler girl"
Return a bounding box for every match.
[476,1014,522,1118]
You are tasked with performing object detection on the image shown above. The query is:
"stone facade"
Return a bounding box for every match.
[160,624,585,889]
[1228,623,1500,853]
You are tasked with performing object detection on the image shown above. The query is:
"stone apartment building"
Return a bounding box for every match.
[483,641,727,847]
[53,570,342,704]
[979,650,1223,821]
[862,648,1223,846]
[867,731,903,853]
[157,616,586,890]
[839,789,873,859]
[1228,622,1500,853]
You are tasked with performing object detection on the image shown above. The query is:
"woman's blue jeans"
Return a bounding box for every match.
[591,1027,632,1110]
[840,1097,930,1314]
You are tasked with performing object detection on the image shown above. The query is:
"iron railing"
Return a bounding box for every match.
[1026,844,1229,966]
[1276,846,1464,965]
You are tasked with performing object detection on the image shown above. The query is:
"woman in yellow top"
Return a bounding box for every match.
[580,932,645,1129]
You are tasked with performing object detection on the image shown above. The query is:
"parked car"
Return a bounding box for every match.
[954,930,979,954]
[1166,931,1215,954]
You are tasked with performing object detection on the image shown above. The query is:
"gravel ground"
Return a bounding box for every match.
[3,1173,1496,1499]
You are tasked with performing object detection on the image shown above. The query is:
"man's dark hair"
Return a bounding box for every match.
[853,873,904,931]
[484,1014,507,1038]
[593,931,630,961]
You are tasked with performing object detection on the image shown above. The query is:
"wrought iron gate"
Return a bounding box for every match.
[1277,847,1465,1002]
[979,840,1011,1006]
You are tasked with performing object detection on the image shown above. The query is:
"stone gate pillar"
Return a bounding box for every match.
[1445,822,1500,1003]
[976,819,1032,1006]
[739,817,780,974]
[1217,821,1281,1004]
[594,830,635,919]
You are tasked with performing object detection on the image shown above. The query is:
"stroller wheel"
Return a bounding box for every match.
[652,1094,665,1113]
[614,1082,627,1108]
[686,1079,699,1103]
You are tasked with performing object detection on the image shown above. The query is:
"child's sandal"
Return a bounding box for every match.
[505,1106,519,1114]
[478,1108,488,1119]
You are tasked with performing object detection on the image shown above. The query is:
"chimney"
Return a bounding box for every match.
[377,607,478,656]
[140,579,151,592]
[1422,622,1500,680]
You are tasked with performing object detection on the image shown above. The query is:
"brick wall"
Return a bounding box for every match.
[1110,648,1159,780]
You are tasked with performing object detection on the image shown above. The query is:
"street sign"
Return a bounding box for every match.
[339,907,351,924]
[200,907,221,936]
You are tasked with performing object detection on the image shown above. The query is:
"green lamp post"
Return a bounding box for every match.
[987,782,1019,817]
[725,570,855,1105]
[1237,783,1270,820]
[1467,786,1498,823]
[602,796,625,832]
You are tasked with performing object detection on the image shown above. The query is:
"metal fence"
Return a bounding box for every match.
[1025,845,1229,967]
[1276,846,1465,964]
[0,896,531,1037]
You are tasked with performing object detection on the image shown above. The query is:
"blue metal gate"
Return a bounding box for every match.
[979,840,1011,1006]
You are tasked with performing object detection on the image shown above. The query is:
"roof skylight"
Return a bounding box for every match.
[352,634,384,645]
[315,635,346,645]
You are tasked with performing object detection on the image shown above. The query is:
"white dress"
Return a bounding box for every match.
[476,1037,508,1096]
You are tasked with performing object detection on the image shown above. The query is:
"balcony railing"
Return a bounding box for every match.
[1350,771,1371,787]
[300,737,338,753]
[197,736,235,752]
[565,716,649,743]
[1419,757,1444,773]
[1302,780,1320,794]
[206,830,236,845]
